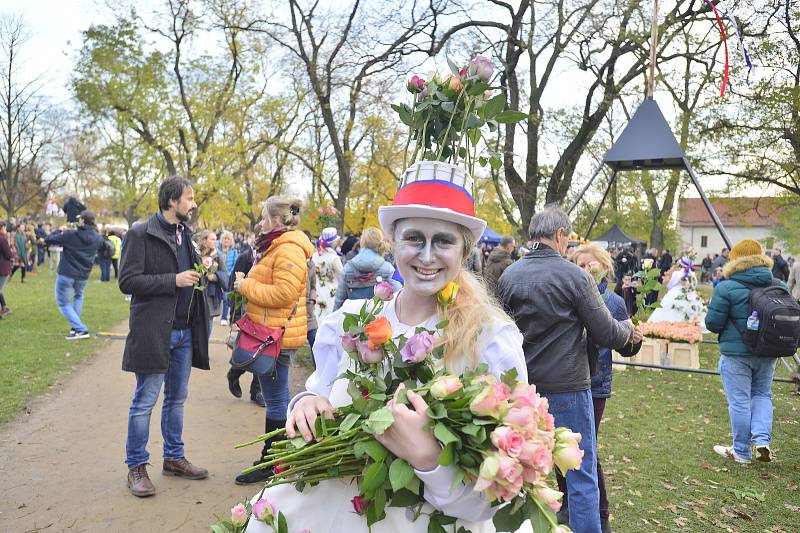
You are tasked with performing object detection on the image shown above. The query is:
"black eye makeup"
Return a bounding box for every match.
[399,229,458,248]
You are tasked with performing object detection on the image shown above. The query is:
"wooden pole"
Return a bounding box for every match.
[647,0,660,97]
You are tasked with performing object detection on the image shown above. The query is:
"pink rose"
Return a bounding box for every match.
[533,485,563,513]
[468,55,494,82]
[400,331,435,364]
[496,453,523,487]
[490,426,525,458]
[553,440,584,473]
[252,498,276,523]
[230,503,248,526]
[471,374,498,386]
[504,407,535,433]
[510,383,539,409]
[469,384,510,418]
[430,374,463,399]
[407,75,426,93]
[340,333,358,353]
[351,495,369,514]
[373,280,394,301]
[555,428,582,447]
[202,256,213,269]
[356,340,384,364]
[522,464,541,484]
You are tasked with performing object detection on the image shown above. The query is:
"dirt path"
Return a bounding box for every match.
[0,321,310,532]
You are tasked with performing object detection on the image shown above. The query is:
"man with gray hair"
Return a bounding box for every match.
[498,205,642,533]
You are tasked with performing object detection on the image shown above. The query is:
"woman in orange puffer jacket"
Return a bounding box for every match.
[232,196,314,485]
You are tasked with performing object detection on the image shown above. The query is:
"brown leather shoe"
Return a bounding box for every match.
[162,457,208,480]
[127,464,156,497]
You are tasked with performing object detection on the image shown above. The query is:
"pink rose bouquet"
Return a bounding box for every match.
[640,321,702,343]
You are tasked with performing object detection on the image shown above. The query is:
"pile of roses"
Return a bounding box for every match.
[640,321,703,344]
[217,282,581,533]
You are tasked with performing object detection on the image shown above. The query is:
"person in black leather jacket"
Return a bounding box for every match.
[498,206,641,533]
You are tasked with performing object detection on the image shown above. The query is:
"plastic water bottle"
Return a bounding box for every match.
[746,311,760,331]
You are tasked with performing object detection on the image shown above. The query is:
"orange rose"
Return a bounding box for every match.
[364,316,392,349]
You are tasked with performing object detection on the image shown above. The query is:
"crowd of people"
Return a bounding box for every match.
[2,174,797,533]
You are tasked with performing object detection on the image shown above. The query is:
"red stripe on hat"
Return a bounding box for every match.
[392,181,475,217]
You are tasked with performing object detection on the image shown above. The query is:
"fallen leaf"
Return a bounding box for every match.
[784,504,800,512]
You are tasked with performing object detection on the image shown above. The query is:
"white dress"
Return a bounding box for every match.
[648,270,708,328]
[311,248,343,322]
[245,295,529,533]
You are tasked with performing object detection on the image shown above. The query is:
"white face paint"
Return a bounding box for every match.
[392,218,465,297]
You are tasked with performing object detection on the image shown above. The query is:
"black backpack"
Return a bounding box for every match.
[732,279,800,357]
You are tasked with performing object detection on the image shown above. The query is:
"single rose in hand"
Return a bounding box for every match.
[202,256,213,269]
[400,331,434,363]
[364,316,392,349]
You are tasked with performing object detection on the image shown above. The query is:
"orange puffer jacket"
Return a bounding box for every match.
[240,230,315,349]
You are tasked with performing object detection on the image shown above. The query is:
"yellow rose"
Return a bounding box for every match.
[437,281,460,307]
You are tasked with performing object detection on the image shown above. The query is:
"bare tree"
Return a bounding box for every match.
[0,15,61,216]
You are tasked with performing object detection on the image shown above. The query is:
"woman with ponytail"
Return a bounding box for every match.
[232,196,314,485]
[244,171,526,532]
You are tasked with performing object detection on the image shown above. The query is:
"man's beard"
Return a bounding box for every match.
[176,210,192,223]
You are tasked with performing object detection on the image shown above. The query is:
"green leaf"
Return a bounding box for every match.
[210,525,226,533]
[500,367,519,387]
[483,93,506,119]
[391,103,414,126]
[277,511,289,533]
[441,101,455,113]
[495,110,528,124]
[461,424,481,436]
[389,488,421,507]
[366,406,395,435]
[468,128,481,146]
[436,319,449,329]
[426,402,448,419]
[363,461,388,492]
[466,80,490,96]
[489,156,502,171]
[389,458,416,491]
[492,497,527,531]
[354,440,388,462]
[437,442,455,466]
[339,412,361,433]
[434,422,460,446]
[289,436,307,449]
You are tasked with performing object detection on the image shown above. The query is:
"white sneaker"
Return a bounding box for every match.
[220,319,228,326]
[713,445,750,464]
[755,445,773,463]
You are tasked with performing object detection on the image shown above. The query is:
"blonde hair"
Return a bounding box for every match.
[570,242,615,280]
[360,226,388,255]
[391,221,514,374]
[264,196,303,228]
[220,230,234,244]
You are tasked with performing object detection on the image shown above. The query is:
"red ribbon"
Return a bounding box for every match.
[705,0,730,97]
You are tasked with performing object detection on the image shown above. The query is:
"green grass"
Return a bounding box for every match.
[0,262,129,424]
[602,343,799,532]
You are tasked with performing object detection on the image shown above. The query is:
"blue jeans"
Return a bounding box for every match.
[98,258,111,281]
[543,389,600,533]
[257,350,292,420]
[221,291,231,322]
[718,355,777,460]
[125,329,193,467]
[55,274,88,332]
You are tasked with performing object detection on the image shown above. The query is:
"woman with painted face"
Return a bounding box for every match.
[243,165,527,533]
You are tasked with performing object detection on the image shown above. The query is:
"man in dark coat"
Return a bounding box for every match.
[498,206,640,533]
[44,211,105,338]
[119,176,210,497]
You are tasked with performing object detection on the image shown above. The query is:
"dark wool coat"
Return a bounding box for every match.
[119,215,209,373]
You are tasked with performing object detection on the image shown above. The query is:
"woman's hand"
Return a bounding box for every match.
[286,395,335,442]
[233,271,245,291]
[375,384,441,472]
